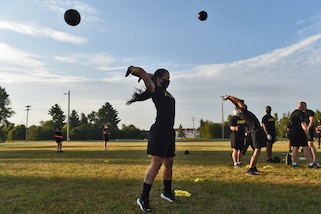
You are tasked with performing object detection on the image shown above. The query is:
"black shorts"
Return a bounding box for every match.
[230,134,244,150]
[251,129,266,149]
[147,123,175,157]
[289,128,308,147]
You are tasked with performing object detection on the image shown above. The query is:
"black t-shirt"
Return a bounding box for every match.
[305,109,315,131]
[229,115,246,134]
[152,86,175,128]
[262,114,276,136]
[290,109,305,130]
[239,108,261,131]
[55,131,63,142]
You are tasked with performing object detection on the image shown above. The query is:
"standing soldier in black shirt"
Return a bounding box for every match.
[103,124,109,151]
[55,127,63,153]
[229,107,246,167]
[302,102,318,164]
[126,66,176,212]
[288,102,318,168]
[262,106,277,163]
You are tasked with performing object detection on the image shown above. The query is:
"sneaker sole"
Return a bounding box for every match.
[136,198,151,212]
[136,198,144,211]
[246,172,258,176]
[160,193,174,202]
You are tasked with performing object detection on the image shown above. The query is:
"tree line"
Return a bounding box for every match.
[1,86,321,142]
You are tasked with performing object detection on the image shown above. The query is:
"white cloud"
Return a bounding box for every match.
[0,20,88,44]
[39,0,99,23]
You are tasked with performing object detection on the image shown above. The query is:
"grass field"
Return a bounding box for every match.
[0,140,321,214]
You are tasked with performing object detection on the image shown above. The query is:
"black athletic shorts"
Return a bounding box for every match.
[250,129,266,149]
[147,123,176,157]
[230,133,244,150]
[289,128,308,147]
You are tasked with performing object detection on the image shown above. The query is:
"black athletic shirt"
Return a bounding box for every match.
[305,109,315,130]
[262,114,276,137]
[239,108,261,131]
[152,86,175,128]
[290,109,305,130]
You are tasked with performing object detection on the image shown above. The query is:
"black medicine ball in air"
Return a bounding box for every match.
[198,11,208,21]
[64,9,81,26]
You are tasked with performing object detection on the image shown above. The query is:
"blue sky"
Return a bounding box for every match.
[1,0,321,130]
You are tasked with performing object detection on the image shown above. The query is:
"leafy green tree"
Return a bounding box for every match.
[0,86,15,126]
[0,87,15,142]
[199,119,215,139]
[79,113,88,125]
[7,124,25,140]
[177,124,185,138]
[97,102,121,129]
[93,102,121,139]
[314,109,321,123]
[121,124,147,139]
[70,110,80,129]
[87,111,98,125]
[48,104,66,128]
[28,121,56,141]
[70,124,91,140]
[276,112,290,137]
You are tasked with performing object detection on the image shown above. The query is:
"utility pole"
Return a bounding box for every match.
[64,90,70,142]
[192,117,195,138]
[25,105,31,142]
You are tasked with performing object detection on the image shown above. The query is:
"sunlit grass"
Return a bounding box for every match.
[0,140,321,214]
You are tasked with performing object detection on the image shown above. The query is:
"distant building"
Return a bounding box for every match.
[175,128,199,139]
[143,128,199,140]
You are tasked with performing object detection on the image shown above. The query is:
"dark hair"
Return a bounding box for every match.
[266,105,271,113]
[127,68,168,105]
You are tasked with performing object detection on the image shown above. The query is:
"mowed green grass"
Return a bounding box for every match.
[0,140,321,214]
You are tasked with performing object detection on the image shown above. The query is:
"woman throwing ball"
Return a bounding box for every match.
[126,66,176,212]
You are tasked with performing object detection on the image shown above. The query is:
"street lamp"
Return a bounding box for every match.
[219,96,226,140]
[64,90,70,142]
[192,117,196,138]
[25,105,31,142]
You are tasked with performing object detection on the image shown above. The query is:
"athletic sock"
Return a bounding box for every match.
[142,183,152,199]
[163,180,172,193]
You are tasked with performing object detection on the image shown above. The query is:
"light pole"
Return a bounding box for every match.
[192,117,195,138]
[25,105,31,142]
[64,90,70,142]
[219,96,225,140]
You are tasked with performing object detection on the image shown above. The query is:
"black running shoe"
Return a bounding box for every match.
[160,191,176,203]
[246,169,258,176]
[137,197,151,212]
[308,163,320,169]
[292,163,298,168]
[253,167,260,173]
